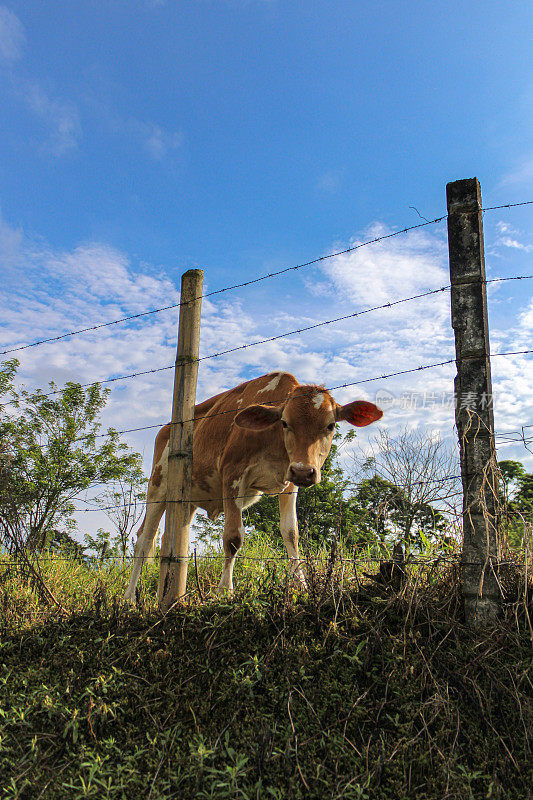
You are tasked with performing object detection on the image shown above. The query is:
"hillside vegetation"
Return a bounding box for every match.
[1,545,532,800]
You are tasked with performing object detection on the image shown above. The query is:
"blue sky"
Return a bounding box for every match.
[1,1,532,535]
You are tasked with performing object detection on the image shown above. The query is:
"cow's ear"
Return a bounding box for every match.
[335,400,383,427]
[235,405,283,430]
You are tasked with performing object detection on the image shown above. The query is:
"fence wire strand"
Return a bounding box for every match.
[0,553,522,567]
[72,473,463,514]
[2,275,531,412]
[0,216,447,356]
[2,200,530,357]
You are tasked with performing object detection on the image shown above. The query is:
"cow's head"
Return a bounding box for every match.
[234,385,382,487]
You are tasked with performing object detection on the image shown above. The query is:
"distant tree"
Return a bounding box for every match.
[191,513,225,551]
[83,528,123,564]
[350,474,447,551]
[46,529,85,561]
[0,359,144,558]
[89,470,147,561]
[353,428,457,549]
[498,459,533,548]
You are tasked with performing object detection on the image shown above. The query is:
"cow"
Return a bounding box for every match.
[124,371,382,600]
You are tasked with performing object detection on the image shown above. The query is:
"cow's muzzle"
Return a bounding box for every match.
[288,463,319,487]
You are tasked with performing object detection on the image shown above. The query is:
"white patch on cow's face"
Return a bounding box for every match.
[313,392,325,409]
[236,398,243,406]
[258,373,283,393]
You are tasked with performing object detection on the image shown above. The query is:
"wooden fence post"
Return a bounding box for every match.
[447,178,501,625]
[158,268,203,611]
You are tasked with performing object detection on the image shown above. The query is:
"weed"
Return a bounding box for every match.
[0,537,532,799]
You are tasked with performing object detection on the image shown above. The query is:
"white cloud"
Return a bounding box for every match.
[496,221,516,235]
[314,223,449,306]
[0,7,176,162]
[137,121,182,161]
[517,299,533,333]
[0,6,81,155]
[0,5,24,62]
[496,236,532,252]
[98,105,183,161]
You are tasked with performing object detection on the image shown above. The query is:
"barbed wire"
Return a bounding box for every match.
[482,200,533,211]
[65,347,532,443]
[2,200,531,357]
[2,273,531,413]
[486,275,533,286]
[3,347,531,452]
[0,553,522,567]
[62,358,453,444]
[62,412,532,451]
[0,216,447,357]
[72,473,463,514]
[0,284,451,405]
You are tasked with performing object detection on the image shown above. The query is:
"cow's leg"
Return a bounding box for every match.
[219,498,244,594]
[124,500,166,602]
[279,484,306,587]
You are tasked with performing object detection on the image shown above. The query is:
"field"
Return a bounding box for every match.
[1,538,532,800]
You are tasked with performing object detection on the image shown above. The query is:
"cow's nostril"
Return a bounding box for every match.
[289,464,317,485]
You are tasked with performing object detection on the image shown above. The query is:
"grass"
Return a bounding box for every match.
[1,535,532,800]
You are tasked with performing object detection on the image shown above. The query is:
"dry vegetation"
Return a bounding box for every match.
[1,538,532,800]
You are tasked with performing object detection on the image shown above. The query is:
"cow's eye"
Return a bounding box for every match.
[327,423,335,432]
[281,420,288,429]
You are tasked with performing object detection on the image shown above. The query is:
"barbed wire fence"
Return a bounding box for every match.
[1,187,532,620]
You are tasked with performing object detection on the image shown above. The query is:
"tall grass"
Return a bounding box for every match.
[0,527,462,625]
[1,531,531,800]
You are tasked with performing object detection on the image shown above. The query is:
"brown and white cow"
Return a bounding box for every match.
[124,371,382,599]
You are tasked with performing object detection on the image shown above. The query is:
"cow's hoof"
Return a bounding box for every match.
[290,571,307,590]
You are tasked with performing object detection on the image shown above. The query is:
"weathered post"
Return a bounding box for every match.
[447,178,500,625]
[158,269,203,611]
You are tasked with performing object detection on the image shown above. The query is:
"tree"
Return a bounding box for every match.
[47,529,85,561]
[353,428,458,549]
[89,469,147,561]
[350,474,447,551]
[83,528,123,563]
[0,359,144,557]
[498,459,533,548]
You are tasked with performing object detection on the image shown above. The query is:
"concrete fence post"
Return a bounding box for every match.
[447,177,501,625]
